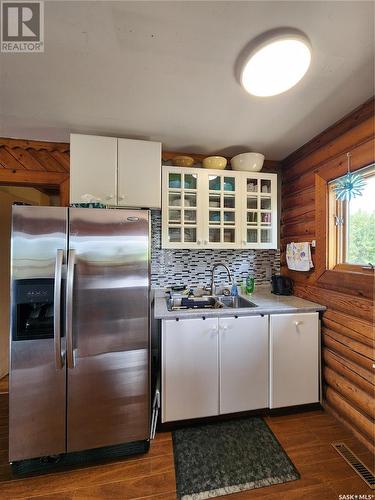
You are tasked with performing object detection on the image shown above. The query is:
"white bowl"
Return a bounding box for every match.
[231,152,265,172]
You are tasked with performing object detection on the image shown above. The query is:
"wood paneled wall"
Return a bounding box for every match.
[0,138,70,205]
[281,97,375,451]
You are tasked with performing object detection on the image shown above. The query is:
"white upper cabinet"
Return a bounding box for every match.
[241,173,277,249]
[118,138,161,208]
[162,166,278,249]
[70,134,117,205]
[70,134,161,208]
[203,171,241,248]
[162,167,203,248]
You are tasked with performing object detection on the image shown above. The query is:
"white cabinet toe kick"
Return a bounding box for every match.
[161,312,320,423]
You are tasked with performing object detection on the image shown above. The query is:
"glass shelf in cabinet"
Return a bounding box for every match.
[169,173,181,189]
[260,198,272,210]
[246,179,258,192]
[184,227,197,243]
[223,196,235,209]
[169,192,182,207]
[247,197,258,210]
[223,228,235,243]
[209,227,221,243]
[247,228,258,243]
[184,174,197,190]
[184,209,197,224]
[209,175,221,191]
[261,229,272,243]
[168,227,181,242]
[260,179,271,194]
[184,193,197,208]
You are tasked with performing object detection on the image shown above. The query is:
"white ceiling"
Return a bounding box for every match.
[0,1,374,160]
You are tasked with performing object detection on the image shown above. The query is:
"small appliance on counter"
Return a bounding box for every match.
[271,275,293,296]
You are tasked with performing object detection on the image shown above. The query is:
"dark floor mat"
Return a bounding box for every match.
[172,417,299,499]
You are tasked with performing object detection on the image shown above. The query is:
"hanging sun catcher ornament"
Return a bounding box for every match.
[333,152,366,201]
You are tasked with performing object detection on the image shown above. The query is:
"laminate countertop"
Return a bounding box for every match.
[153,286,326,320]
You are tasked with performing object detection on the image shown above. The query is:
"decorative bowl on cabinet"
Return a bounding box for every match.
[172,155,195,168]
[231,152,265,172]
[202,156,227,170]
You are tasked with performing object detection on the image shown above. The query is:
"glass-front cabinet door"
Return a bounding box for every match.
[162,166,278,249]
[242,173,277,249]
[162,167,202,248]
[202,172,241,248]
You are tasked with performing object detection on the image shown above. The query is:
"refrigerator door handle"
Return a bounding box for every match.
[66,249,76,369]
[54,249,65,369]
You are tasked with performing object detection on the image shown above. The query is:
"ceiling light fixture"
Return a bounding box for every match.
[240,31,312,97]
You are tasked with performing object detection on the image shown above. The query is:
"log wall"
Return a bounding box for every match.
[281,97,375,451]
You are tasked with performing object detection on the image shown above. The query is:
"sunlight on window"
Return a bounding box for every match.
[347,175,375,265]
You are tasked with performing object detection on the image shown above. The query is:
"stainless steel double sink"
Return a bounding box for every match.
[167,294,257,311]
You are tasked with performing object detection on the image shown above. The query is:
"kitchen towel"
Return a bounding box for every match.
[286,242,314,271]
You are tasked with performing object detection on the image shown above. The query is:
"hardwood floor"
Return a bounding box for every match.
[0,376,8,394]
[0,393,372,499]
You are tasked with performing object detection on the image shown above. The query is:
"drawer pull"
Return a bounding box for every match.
[294,321,303,326]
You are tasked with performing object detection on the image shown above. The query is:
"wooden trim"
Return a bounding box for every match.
[314,174,328,277]
[282,97,375,166]
[59,177,70,207]
[314,169,374,299]
[0,137,70,152]
[318,270,373,300]
[334,263,374,275]
[0,168,68,186]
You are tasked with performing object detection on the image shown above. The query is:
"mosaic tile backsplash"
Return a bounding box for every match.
[150,211,280,288]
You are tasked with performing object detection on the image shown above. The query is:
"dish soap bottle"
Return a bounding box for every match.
[231,280,238,297]
[246,274,255,295]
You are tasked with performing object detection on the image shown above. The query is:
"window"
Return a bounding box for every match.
[328,164,375,270]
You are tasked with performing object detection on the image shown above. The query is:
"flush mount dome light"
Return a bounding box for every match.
[240,32,312,97]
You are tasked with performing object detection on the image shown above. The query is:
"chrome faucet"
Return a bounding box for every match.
[209,263,233,295]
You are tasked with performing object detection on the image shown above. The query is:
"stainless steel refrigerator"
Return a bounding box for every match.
[9,206,150,463]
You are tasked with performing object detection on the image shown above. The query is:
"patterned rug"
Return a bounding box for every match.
[172,417,300,500]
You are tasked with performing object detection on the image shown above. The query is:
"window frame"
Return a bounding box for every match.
[314,153,374,300]
[327,164,375,274]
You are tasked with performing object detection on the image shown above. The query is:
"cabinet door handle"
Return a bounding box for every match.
[197,240,202,245]
[294,321,303,326]
[221,324,228,332]
[204,240,208,245]
[242,240,246,245]
[119,194,126,201]
[106,194,114,200]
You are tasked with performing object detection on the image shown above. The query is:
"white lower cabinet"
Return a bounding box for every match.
[162,315,268,422]
[269,313,319,408]
[162,317,219,422]
[220,316,268,414]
